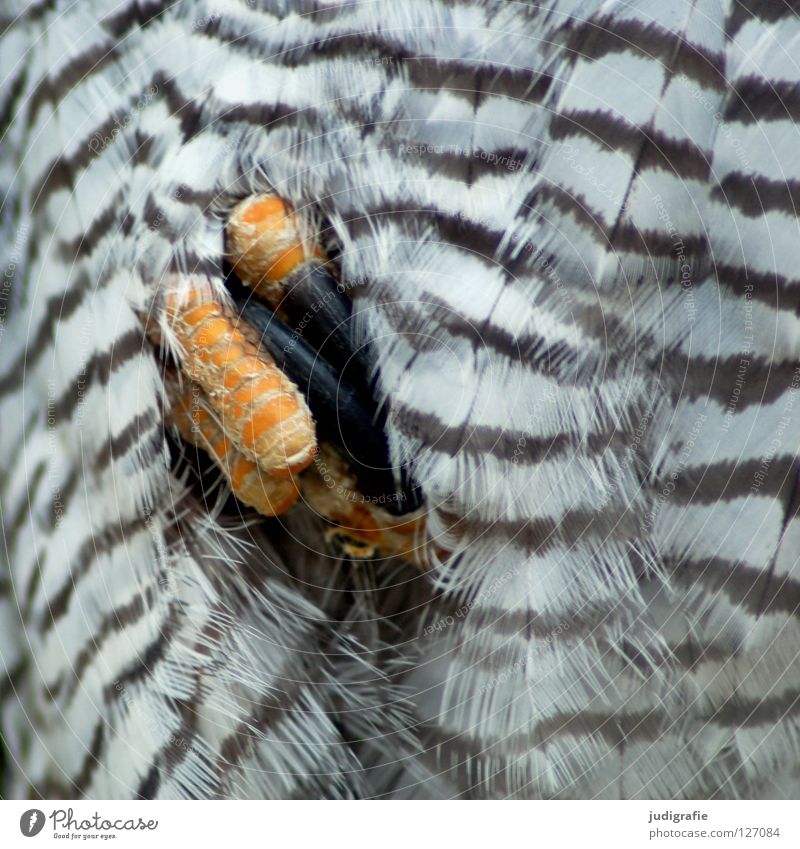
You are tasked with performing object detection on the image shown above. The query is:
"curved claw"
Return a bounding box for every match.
[224,191,424,523]
[279,264,373,379]
[237,298,423,516]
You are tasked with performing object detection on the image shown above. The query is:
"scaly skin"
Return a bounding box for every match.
[165,372,301,516]
[164,290,317,478]
[226,193,325,306]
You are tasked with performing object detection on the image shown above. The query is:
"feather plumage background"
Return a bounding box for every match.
[1,0,799,799]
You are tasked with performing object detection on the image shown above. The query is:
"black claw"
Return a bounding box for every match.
[237,297,423,515]
[226,267,373,396]
[280,265,373,379]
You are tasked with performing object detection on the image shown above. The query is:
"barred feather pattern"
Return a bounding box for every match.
[1,0,799,799]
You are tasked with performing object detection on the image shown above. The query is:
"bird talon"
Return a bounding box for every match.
[157,191,428,562]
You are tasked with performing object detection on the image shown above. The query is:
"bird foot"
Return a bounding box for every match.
[156,193,427,564]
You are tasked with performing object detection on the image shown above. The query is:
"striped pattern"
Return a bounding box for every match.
[1,0,799,798]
